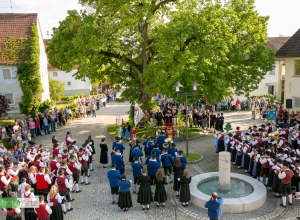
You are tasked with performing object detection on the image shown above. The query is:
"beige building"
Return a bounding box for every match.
[277,28,300,111]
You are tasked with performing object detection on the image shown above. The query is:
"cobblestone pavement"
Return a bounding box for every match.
[1,105,299,220]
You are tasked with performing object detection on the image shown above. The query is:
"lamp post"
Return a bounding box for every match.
[174,81,199,156]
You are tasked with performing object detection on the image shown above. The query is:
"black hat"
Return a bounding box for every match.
[257,149,262,154]
[296,159,300,164]
[276,158,282,163]
[178,150,183,155]
[171,143,176,147]
[252,145,257,149]
[244,140,249,144]
[228,133,233,137]
[258,128,263,132]
[251,133,256,137]
[255,133,260,137]
[110,163,116,168]
[277,148,283,153]
[264,151,270,155]
[290,152,296,157]
[245,133,250,136]
[284,150,289,154]
[79,147,83,152]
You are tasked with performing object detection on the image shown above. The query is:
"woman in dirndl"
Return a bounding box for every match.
[154,169,168,207]
[118,173,132,211]
[4,207,22,220]
[100,138,108,168]
[179,169,192,207]
[22,185,38,220]
[137,169,153,210]
[173,157,183,197]
[47,185,64,220]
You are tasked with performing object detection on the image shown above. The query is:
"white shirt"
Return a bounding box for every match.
[82,154,89,161]
[35,203,52,215]
[47,193,62,206]
[3,208,21,214]
[18,182,29,194]
[278,170,288,179]
[28,173,37,184]
[0,175,11,185]
[22,191,35,198]
[6,168,19,176]
[67,136,75,143]
[26,153,35,162]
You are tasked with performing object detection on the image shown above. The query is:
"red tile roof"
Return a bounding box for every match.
[0,13,38,64]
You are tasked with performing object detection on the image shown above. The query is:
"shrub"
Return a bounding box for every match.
[251,94,274,104]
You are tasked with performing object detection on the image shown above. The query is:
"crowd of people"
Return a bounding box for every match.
[106,132,192,211]
[214,120,300,208]
[0,130,95,220]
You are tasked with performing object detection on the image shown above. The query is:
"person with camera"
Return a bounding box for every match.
[204,192,224,220]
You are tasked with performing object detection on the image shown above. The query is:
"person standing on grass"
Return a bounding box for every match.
[204,192,224,220]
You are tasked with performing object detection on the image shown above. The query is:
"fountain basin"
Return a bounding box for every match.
[190,172,267,214]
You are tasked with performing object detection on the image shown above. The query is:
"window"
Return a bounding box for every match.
[53,72,58,77]
[4,93,14,105]
[268,69,275,76]
[295,60,300,76]
[2,69,12,80]
[67,82,71,86]
[295,98,300,108]
[268,86,274,95]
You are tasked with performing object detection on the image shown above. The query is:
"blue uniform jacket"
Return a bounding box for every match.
[112,142,125,154]
[107,169,122,187]
[161,153,174,167]
[147,160,160,176]
[151,148,161,161]
[118,179,131,192]
[131,148,144,160]
[157,135,167,149]
[111,154,124,170]
[131,162,143,177]
[168,147,178,159]
[179,156,187,169]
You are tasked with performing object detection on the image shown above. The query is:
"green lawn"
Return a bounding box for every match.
[0,119,15,125]
[183,153,202,161]
[107,124,119,136]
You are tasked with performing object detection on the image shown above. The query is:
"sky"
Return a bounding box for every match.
[0,0,300,38]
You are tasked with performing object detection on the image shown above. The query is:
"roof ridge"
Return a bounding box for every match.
[276,28,300,57]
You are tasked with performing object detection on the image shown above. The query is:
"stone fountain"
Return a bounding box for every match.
[190,152,267,214]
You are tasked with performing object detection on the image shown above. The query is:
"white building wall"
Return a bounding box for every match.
[49,70,91,95]
[234,61,280,101]
[284,57,300,111]
[37,19,50,101]
[0,65,23,113]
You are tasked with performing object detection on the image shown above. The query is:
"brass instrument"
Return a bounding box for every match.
[164,138,172,143]
[268,130,280,142]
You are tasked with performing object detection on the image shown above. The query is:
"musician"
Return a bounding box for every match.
[85,141,94,172]
[111,147,125,175]
[147,152,160,191]
[217,131,225,153]
[142,136,150,158]
[157,131,167,151]
[272,158,283,197]
[178,150,187,170]
[30,143,38,154]
[236,139,243,167]
[49,155,60,176]
[255,133,263,148]
[168,143,178,161]
[55,169,73,214]
[260,124,267,133]
[78,147,90,184]
[112,137,125,156]
[36,167,53,200]
[283,126,290,141]
[65,131,75,147]
[151,144,161,162]
[266,156,276,188]
[3,195,22,220]
[278,162,294,207]
[25,148,35,168]
[56,160,72,177]
[6,162,19,196]
[131,143,144,163]
[266,122,273,134]
[278,134,287,149]
[233,126,242,139]
[107,163,122,204]
[292,159,300,193]
[0,165,12,197]
[241,140,251,173]
[34,195,52,220]
[52,143,63,158]
[68,156,81,193]
[161,149,174,181]
[259,151,271,185]
[146,137,154,158]
[131,157,143,194]
[71,141,79,153]
[291,127,300,149]
[61,149,69,161]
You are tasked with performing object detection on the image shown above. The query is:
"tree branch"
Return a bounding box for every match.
[152,0,176,14]
[99,51,143,74]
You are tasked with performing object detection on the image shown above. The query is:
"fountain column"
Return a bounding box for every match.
[219,151,231,191]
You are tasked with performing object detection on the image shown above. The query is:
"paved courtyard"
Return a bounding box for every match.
[2,102,300,220]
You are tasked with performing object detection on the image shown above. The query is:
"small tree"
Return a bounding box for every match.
[49,77,65,101]
[0,94,11,118]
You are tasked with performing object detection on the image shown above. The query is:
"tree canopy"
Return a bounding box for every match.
[49,76,65,101]
[47,0,275,105]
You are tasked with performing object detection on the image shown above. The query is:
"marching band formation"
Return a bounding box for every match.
[0,131,95,220]
[214,121,300,207]
[107,132,191,211]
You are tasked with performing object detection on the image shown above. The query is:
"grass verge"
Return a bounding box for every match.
[183,153,202,161]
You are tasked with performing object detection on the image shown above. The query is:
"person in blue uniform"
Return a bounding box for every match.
[178,150,187,170]
[112,137,125,157]
[156,132,167,151]
[151,144,161,162]
[168,143,178,161]
[131,157,143,194]
[161,149,174,182]
[118,173,132,211]
[143,136,150,158]
[131,143,144,163]
[107,163,122,204]
[111,148,125,174]
[147,152,160,190]
[147,137,155,157]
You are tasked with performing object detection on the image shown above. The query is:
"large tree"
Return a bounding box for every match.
[49,77,65,101]
[47,0,275,104]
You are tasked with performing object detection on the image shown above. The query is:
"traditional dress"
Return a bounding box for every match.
[100,142,108,164]
[137,175,153,205]
[173,165,183,192]
[23,191,38,220]
[125,126,130,140]
[48,193,63,220]
[5,208,22,220]
[118,179,132,210]
[179,176,192,203]
[154,177,168,204]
